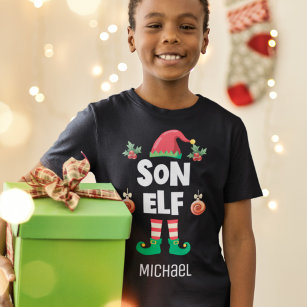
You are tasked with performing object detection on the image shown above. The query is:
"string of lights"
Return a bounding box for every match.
[260,27,281,212]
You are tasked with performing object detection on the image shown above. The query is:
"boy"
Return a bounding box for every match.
[0,0,262,306]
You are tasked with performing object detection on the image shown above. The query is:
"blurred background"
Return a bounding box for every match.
[0,0,306,306]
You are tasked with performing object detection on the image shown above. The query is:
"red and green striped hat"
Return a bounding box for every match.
[150,130,195,159]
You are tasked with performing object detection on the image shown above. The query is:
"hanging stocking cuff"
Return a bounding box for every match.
[227,0,271,33]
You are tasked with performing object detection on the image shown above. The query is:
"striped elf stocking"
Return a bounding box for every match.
[136,219,163,255]
[225,0,277,106]
[151,219,162,239]
[167,220,191,256]
[167,219,179,240]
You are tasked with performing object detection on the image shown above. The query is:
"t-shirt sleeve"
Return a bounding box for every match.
[223,118,263,203]
[40,104,98,178]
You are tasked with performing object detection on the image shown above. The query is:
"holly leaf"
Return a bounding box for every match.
[127,141,135,150]
[187,153,194,159]
[135,146,142,154]
[192,144,200,152]
[200,148,207,156]
[122,150,129,156]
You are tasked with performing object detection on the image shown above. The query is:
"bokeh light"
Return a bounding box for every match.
[92,65,103,76]
[22,261,56,298]
[262,189,270,197]
[274,143,284,153]
[35,93,45,103]
[270,29,278,38]
[66,0,101,16]
[101,82,111,92]
[89,19,98,28]
[0,112,32,147]
[271,135,280,143]
[109,74,119,83]
[103,300,121,307]
[0,189,35,224]
[268,39,276,48]
[31,0,44,8]
[108,24,118,33]
[44,44,54,58]
[117,63,127,72]
[269,91,278,100]
[100,32,109,41]
[0,102,13,134]
[267,79,275,87]
[268,200,278,211]
[29,86,39,96]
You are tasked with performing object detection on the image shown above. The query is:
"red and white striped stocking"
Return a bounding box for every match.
[167,219,179,240]
[151,219,162,239]
[225,0,277,106]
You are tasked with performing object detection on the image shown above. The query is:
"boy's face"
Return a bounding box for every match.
[128,0,209,83]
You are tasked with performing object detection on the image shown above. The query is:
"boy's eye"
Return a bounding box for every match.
[147,24,161,28]
[180,25,195,30]
[146,24,195,30]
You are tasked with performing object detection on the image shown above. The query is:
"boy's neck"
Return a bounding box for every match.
[135,80,198,110]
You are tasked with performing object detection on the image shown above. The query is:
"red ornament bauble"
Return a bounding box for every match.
[124,198,135,213]
[191,200,206,215]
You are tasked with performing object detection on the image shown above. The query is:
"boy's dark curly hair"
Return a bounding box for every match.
[128,0,210,33]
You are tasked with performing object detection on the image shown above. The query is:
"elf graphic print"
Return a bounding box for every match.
[126,130,208,256]
[136,219,191,256]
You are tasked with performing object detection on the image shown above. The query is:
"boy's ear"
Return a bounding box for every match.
[127,26,136,53]
[201,28,210,54]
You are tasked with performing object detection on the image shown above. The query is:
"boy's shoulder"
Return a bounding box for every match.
[198,94,242,126]
[89,90,130,110]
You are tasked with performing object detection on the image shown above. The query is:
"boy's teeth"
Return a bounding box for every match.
[159,54,181,60]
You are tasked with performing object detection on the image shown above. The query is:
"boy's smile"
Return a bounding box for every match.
[128,0,209,84]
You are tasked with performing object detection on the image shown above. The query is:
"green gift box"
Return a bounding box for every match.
[3,182,132,307]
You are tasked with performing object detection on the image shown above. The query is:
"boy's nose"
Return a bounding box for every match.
[162,28,180,44]
[163,36,179,44]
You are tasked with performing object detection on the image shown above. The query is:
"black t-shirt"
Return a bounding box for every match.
[41,88,263,307]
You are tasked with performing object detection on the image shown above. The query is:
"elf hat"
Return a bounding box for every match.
[150,130,195,159]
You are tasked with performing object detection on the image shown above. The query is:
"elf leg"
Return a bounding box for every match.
[167,219,191,256]
[136,219,162,255]
[225,0,277,106]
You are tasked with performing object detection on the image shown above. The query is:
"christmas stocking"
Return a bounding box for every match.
[225,0,277,106]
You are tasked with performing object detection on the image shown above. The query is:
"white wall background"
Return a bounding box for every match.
[0,0,306,306]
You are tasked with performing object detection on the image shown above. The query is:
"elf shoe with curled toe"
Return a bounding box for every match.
[136,238,162,255]
[168,238,191,255]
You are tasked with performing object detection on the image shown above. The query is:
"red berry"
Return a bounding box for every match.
[132,154,137,159]
[128,155,133,159]
[194,153,200,157]
[129,150,135,155]
[198,156,202,161]
[193,157,197,161]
